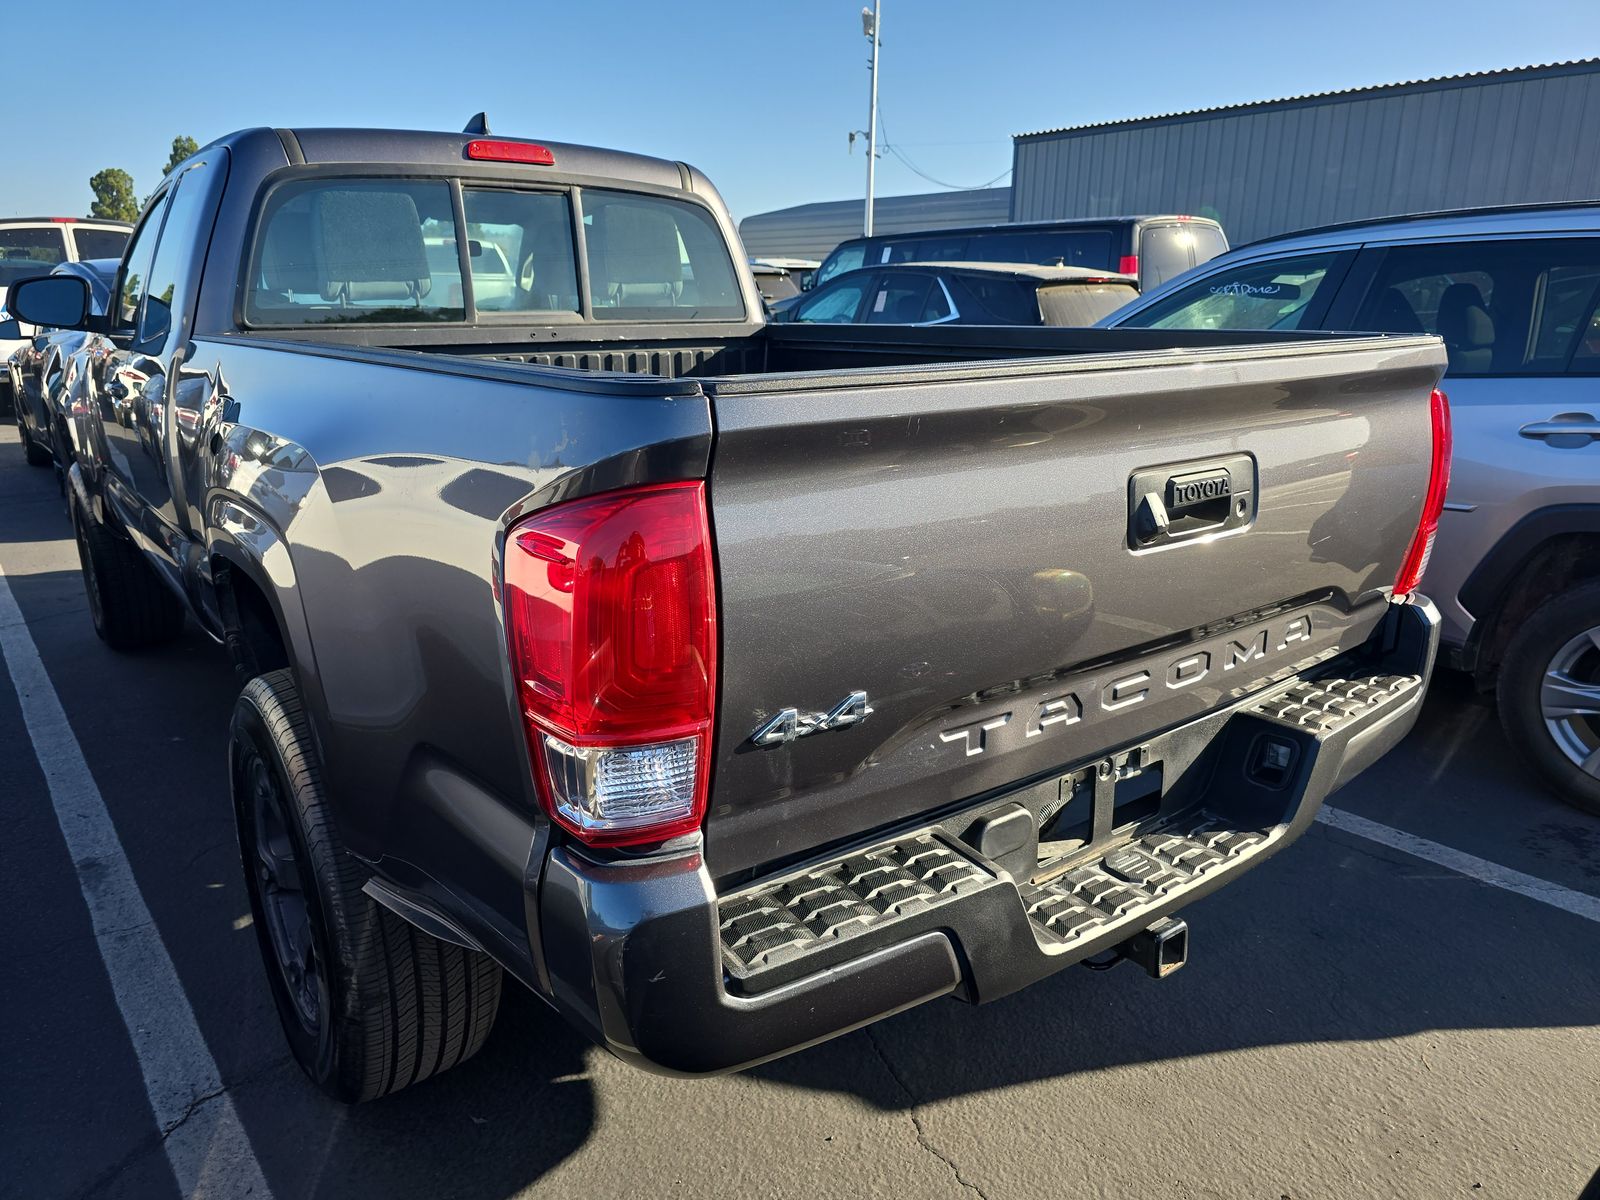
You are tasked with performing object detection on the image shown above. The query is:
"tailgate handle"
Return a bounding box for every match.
[1128,455,1256,551]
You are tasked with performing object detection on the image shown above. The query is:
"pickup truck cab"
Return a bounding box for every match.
[8,124,1447,1102]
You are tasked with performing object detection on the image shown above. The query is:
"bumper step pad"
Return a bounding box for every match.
[1250,672,1420,735]
[1021,822,1268,948]
[719,835,993,976]
[716,666,1425,984]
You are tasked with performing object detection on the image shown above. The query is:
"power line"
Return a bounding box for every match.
[876,109,1013,191]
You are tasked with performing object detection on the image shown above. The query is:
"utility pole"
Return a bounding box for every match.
[862,1,880,236]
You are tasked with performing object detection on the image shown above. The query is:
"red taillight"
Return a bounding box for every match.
[50,216,76,223]
[466,139,556,166]
[1393,388,1453,599]
[1118,255,1139,276]
[503,482,716,846]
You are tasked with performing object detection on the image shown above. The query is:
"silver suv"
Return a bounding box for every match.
[1106,203,1600,815]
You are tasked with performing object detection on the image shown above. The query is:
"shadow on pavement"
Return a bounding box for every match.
[240,988,597,1200]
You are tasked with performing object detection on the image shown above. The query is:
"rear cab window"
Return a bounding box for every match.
[248,179,464,325]
[244,177,747,327]
[582,190,743,321]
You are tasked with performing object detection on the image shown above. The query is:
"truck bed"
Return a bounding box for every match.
[257,321,1378,383]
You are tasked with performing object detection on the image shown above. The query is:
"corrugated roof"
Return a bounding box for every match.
[1014,58,1600,140]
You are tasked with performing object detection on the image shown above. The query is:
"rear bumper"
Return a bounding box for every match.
[538,597,1439,1075]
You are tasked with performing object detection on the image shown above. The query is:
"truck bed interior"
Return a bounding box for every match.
[250,324,1376,388]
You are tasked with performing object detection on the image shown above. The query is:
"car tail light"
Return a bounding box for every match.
[466,139,556,166]
[503,482,716,846]
[1118,255,1139,276]
[1392,388,1453,599]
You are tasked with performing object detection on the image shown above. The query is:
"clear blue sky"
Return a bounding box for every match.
[8,0,1599,224]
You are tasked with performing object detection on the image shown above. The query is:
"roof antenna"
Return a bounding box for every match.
[463,112,490,135]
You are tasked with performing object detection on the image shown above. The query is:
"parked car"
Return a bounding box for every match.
[0,218,130,414]
[813,215,1228,295]
[8,259,117,467]
[1101,202,1600,815]
[773,262,1139,327]
[9,123,1444,1103]
[749,258,818,304]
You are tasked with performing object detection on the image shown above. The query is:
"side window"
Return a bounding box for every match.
[1569,308,1600,370]
[950,275,1038,324]
[1535,264,1600,373]
[919,278,954,323]
[1120,253,1342,331]
[73,228,130,261]
[1352,238,1600,376]
[1139,225,1194,289]
[865,273,933,323]
[115,198,168,329]
[792,277,870,323]
[138,162,215,347]
[895,236,966,263]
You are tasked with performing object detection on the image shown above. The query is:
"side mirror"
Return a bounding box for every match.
[7,275,90,331]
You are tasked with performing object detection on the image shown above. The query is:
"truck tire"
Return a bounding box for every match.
[1497,581,1600,816]
[20,417,52,466]
[231,670,502,1102]
[69,495,185,649]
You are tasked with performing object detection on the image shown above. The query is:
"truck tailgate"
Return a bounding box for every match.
[702,336,1444,880]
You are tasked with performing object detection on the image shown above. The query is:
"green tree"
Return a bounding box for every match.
[88,168,138,222]
[162,135,199,175]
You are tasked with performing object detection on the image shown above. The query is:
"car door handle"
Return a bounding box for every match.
[1520,413,1600,444]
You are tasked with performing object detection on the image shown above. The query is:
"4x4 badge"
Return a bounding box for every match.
[748,691,872,747]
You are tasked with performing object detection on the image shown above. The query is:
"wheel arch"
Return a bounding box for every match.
[1460,504,1600,681]
[206,500,319,695]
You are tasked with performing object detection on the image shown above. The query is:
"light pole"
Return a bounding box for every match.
[862,1,880,237]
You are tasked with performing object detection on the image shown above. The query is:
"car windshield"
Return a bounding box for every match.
[1119,253,1341,331]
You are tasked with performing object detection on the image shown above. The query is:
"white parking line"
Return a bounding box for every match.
[1318,805,1600,924]
[0,565,273,1199]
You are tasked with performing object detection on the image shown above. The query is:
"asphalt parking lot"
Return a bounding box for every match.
[1,425,1597,1200]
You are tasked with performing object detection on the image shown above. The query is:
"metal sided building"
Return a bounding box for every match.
[1011,60,1600,245]
[738,187,1010,262]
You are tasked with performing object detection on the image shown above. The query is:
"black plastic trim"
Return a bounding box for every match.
[535,599,1439,1076]
[1459,503,1600,617]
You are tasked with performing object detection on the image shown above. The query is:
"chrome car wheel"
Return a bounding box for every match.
[1539,626,1600,779]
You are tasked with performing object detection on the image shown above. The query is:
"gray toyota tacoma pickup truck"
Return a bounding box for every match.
[8,124,1450,1102]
